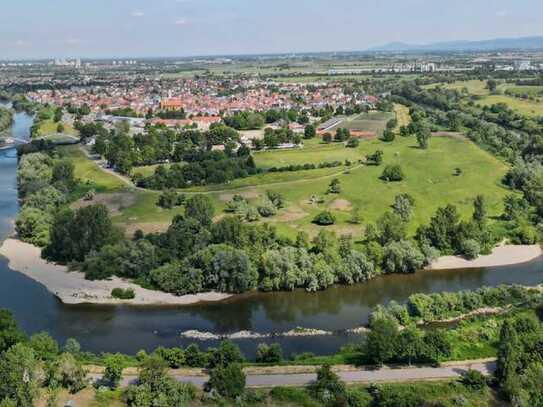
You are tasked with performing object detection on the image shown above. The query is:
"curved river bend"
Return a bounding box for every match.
[0,104,542,357]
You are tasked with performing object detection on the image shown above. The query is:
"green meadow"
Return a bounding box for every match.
[60,111,511,239]
[426,79,543,117]
[201,134,510,239]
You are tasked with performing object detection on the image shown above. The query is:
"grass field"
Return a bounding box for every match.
[424,79,491,96]
[131,163,172,178]
[59,146,126,194]
[37,119,78,136]
[477,94,543,117]
[60,116,511,240]
[254,139,361,169]
[505,85,543,97]
[191,134,510,239]
[426,79,543,117]
[393,103,411,128]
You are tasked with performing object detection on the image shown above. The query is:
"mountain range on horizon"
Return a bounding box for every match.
[368,35,543,52]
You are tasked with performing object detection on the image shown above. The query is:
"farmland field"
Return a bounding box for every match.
[505,85,543,97]
[424,79,491,96]
[329,110,394,135]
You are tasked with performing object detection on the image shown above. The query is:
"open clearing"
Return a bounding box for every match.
[476,94,543,117]
[37,119,78,136]
[202,134,511,239]
[59,146,126,194]
[254,139,361,168]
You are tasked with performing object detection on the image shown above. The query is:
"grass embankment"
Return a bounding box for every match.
[32,105,78,140]
[59,146,186,234]
[59,146,127,195]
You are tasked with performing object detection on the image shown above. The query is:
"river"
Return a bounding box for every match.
[0,104,542,357]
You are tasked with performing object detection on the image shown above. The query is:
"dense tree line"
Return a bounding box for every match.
[0,108,13,135]
[15,152,76,247]
[223,111,265,130]
[76,192,491,296]
[93,121,241,175]
[136,149,258,189]
[374,285,542,326]
[0,310,88,406]
[252,127,301,149]
[267,160,343,173]
[494,311,543,405]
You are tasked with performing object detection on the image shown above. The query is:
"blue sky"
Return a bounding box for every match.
[1,0,541,59]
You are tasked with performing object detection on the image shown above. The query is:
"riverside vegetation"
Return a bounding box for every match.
[17,149,500,295]
[13,100,539,297]
[0,280,541,406]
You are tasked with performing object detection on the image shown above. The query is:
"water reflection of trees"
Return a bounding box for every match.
[51,262,541,339]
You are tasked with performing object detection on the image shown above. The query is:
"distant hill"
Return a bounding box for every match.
[368,36,543,52]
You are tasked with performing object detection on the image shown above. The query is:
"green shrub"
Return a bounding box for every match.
[206,363,246,399]
[313,211,336,226]
[111,288,135,300]
[381,165,404,182]
[462,369,487,390]
[460,239,481,260]
[346,138,360,148]
[255,343,283,364]
[270,387,320,407]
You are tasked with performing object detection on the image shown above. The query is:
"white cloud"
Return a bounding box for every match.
[130,10,145,17]
[496,10,508,17]
[65,38,81,45]
[14,40,31,47]
[175,18,188,26]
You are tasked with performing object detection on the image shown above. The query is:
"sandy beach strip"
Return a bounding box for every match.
[428,244,542,270]
[0,238,232,306]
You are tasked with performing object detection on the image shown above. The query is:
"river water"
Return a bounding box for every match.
[0,104,542,357]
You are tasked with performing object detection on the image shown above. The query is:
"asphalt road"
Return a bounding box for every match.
[91,361,496,388]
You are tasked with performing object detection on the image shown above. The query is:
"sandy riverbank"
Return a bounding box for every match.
[428,244,542,270]
[0,238,232,305]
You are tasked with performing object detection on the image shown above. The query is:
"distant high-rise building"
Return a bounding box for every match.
[514,60,531,71]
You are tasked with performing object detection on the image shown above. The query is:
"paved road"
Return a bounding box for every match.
[91,361,496,388]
